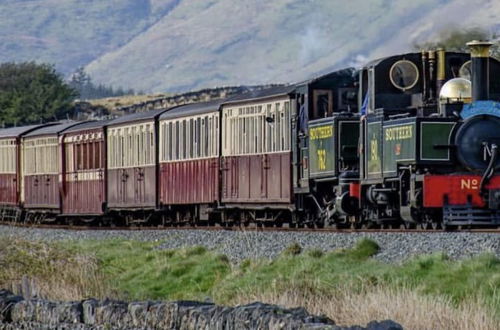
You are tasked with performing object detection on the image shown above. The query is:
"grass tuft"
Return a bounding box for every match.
[348,238,380,259]
[283,242,302,256]
[307,249,324,258]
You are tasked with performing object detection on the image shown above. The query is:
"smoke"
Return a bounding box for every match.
[298,24,331,66]
[348,54,368,70]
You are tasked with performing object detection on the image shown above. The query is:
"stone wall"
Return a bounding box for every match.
[116,85,282,114]
[0,290,402,330]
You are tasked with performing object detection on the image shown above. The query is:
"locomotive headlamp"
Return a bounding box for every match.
[439,78,472,104]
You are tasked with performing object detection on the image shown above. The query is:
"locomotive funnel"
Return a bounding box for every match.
[466,40,493,101]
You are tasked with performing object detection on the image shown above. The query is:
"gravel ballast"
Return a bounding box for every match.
[0,225,498,263]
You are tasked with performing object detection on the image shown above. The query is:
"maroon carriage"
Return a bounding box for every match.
[220,86,296,220]
[61,121,108,217]
[158,101,221,222]
[0,124,54,221]
[106,109,168,218]
[21,122,86,221]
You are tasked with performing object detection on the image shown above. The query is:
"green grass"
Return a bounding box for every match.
[67,240,231,301]
[2,236,499,319]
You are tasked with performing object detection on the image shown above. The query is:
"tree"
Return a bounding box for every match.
[413,27,500,59]
[0,62,77,127]
[68,67,135,100]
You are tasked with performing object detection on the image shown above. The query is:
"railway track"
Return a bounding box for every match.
[1,221,499,233]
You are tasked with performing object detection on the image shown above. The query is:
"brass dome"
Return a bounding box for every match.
[439,78,472,103]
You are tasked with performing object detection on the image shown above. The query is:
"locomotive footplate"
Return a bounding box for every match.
[443,203,500,226]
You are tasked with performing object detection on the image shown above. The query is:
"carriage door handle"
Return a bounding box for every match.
[121,170,129,182]
[262,154,270,169]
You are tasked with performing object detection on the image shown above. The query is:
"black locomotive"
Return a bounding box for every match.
[313,41,500,228]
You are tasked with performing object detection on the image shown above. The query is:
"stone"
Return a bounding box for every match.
[0,290,403,330]
[0,290,23,322]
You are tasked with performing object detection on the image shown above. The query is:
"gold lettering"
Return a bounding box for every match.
[461,179,479,190]
[384,125,413,141]
[317,149,327,170]
[310,126,333,140]
[370,139,378,161]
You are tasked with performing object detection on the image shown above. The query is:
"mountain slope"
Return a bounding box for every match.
[0,0,180,74]
[84,0,500,92]
[2,0,500,93]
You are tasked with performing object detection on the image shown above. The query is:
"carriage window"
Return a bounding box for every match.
[284,101,290,150]
[266,104,272,152]
[196,117,201,158]
[208,116,213,157]
[166,122,171,161]
[0,139,16,173]
[200,118,205,158]
[182,120,187,159]
[76,143,82,170]
[275,103,281,152]
[251,116,256,154]
[174,121,179,160]
[94,142,100,169]
[83,142,89,170]
[214,114,219,156]
[120,134,124,168]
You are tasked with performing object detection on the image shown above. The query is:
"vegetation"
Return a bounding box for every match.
[69,67,137,100]
[414,27,500,58]
[0,237,108,300]
[0,62,76,127]
[1,237,499,329]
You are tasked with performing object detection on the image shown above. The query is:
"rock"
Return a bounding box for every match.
[365,320,404,330]
[0,290,23,322]
[0,291,404,329]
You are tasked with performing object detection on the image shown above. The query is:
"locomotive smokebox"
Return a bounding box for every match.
[466,40,493,101]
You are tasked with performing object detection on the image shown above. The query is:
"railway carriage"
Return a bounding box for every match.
[21,122,86,222]
[220,86,296,223]
[158,100,222,223]
[0,124,54,221]
[61,121,108,218]
[106,109,170,222]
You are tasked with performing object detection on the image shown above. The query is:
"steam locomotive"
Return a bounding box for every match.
[0,41,498,228]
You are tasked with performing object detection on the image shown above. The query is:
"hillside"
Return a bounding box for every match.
[2,0,500,93]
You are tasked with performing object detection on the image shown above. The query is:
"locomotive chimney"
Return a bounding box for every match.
[466,40,493,101]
